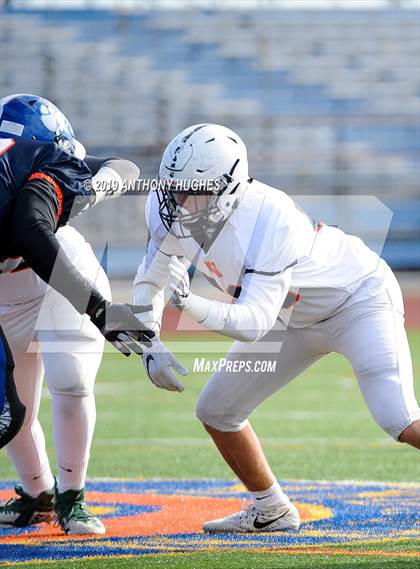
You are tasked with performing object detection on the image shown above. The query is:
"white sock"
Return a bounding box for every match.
[251,480,289,513]
[7,419,55,497]
[20,462,55,498]
[51,393,96,493]
[56,458,89,494]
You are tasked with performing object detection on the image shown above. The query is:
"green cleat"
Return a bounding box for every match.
[0,484,54,527]
[55,487,105,535]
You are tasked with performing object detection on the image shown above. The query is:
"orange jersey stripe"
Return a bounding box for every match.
[28,172,63,222]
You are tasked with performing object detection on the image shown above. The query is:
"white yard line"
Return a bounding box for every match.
[92,436,393,447]
[154,410,368,421]
[41,374,358,400]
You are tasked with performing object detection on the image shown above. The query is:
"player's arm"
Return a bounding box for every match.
[169,256,293,342]
[170,207,299,342]
[84,155,140,205]
[132,204,189,392]
[133,239,188,391]
[133,243,189,392]
[133,191,189,335]
[133,242,185,335]
[9,177,154,355]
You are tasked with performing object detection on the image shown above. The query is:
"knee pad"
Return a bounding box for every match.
[195,394,247,433]
[382,413,420,442]
[45,353,98,397]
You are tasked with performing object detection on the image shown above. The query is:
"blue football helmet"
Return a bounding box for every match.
[0,94,85,159]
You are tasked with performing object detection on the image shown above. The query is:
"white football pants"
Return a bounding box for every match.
[197,270,419,441]
[0,226,110,494]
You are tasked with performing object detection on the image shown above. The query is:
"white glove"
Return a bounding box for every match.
[92,160,140,204]
[142,338,188,392]
[169,255,190,309]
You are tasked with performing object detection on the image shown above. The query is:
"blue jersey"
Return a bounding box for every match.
[0,137,94,262]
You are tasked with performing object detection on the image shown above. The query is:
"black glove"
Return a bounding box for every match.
[89,300,155,356]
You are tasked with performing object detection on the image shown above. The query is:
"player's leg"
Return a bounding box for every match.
[42,339,104,535]
[4,351,52,496]
[41,317,100,496]
[0,302,55,527]
[204,422,275,491]
[39,295,106,535]
[328,273,420,448]
[45,348,99,493]
[37,227,111,535]
[197,325,327,532]
[398,420,420,448]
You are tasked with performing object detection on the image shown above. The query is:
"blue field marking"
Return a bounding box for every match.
[0,479,418,564]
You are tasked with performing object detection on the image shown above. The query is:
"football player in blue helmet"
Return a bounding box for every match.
[0,94,184,535]
[0,92,154,352]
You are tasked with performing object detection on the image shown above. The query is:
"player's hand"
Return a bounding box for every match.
[142,338,188,392]
[89,300,155,356]
[169,255,190,309]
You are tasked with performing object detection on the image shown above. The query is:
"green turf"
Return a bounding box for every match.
[3,331,417,482]
[6,551,420,569]
[1,331,419,568]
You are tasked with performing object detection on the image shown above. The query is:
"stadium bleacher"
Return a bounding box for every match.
[0,6,418,269]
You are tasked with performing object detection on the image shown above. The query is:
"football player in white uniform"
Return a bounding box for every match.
[133,124,420,533]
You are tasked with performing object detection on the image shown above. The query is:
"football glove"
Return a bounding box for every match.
[142,338,188,392]
[169,255,190,309]
[89,300,155,356]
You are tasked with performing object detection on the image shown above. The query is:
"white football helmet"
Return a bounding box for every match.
[157,124,249,236]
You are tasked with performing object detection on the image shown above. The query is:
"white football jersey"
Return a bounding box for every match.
[139,180,389,329]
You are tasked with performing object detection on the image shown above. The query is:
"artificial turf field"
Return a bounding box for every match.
[1,331,419,568]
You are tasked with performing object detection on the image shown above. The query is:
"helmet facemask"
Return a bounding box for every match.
[157,173,241,238]
[54,132,76,156]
